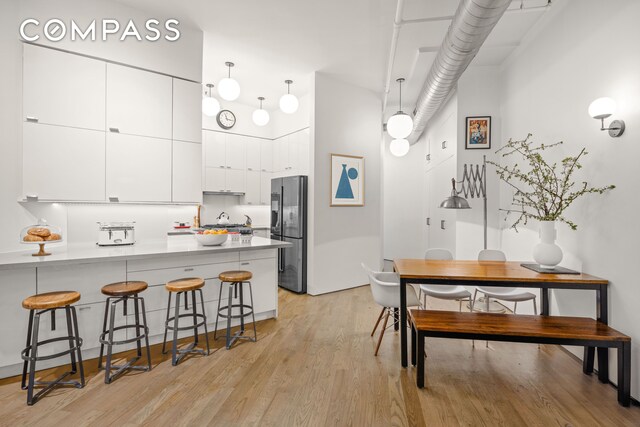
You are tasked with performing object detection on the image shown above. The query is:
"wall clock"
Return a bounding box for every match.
[216,109,236,130]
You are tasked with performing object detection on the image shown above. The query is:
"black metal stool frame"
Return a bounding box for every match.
[21,305,85,406]
[214,280,257,349]
[161,288,210,366]
[98,294,152,384]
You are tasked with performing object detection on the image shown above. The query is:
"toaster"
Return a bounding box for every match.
[97,222,135,246]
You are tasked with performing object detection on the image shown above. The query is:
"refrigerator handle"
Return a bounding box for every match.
[279,247,285,272]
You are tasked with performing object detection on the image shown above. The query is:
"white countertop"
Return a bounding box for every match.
[0,236,288,270]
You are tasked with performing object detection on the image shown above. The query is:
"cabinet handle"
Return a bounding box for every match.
[227,166,231,169]
[426,217,431,226]
[241,262,250,266]
[247,202,252,205]
[426,154,431,161]
[442,141,447,149]
[262,169,267,172]
[441,220,446,230]
[248,168,253,171]
[78,306,91,311]
[184,268,194,272]
[26,116,39,123]
[109,127,120,133]
[219,165,225,169]
[109,196,119,202]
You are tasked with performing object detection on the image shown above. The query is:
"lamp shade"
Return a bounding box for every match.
[389,138,410,157]
[202,96,220,117]
[387,112,413,139]
[218,77,240,101]
[440,195,470,209]
[279,93,299,114]
[252,108,270,126]
[588,97,616,119]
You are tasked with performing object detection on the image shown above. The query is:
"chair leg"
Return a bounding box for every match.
[70,306,85,387]
[161,292,172,354]
[533,298,538,315]
[371,307,385,337]
[198,289,211,355]
[21,310,34,390]
[139,297,152,370]
[514,301,518,314]
[471,289,478,312]
[26,312,40,405]
[171,292,181,366]
[374,311,390,356]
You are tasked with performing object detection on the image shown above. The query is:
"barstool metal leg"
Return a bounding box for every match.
[239,282,245,334]
[104,299,118,384]
[21,310,34,390]
[162,292,172,354]
[97,297,110,370]
[198,289,210,355]
[171,292,181,365]
[132,296,142,358]
[140,297,152,370]
[191,290,199,345]
[214,281,224,341]
[248,281,257,342]
[225,283,233,349]
[70,306,85,387]
[64,306,77,373]
[26,312,40,405]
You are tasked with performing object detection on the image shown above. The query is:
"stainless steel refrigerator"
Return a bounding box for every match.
[271,175,307,293]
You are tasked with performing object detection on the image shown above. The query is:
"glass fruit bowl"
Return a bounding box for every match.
[20,219,63,256]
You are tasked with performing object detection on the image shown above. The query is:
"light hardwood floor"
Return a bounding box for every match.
[0,285,638,426]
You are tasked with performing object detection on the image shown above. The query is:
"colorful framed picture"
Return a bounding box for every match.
[330,154,364,207]
[465,116,491,149]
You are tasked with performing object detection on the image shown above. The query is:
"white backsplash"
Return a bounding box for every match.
[201,194,270,227]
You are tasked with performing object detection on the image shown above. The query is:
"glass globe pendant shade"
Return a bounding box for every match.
[218,77,240,101]
[387,112,413,139]
[588,97,616,119]
[280,93,299,114]
[389,138,410,157]
[202,96,220,117]
[252,108,270,126]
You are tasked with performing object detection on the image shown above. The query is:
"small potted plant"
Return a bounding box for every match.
[489,134,615,269]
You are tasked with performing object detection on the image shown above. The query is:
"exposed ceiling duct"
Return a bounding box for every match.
[408,0,512,144]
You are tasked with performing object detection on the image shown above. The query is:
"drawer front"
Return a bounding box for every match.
[37,261,126,305]
[239,249,277,261]
[127,252,239,272]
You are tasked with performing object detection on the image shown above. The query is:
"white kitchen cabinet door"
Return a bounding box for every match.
[23,122,106,201]
[204,130,226,168]
[288,132,300,174]
[204,167,226,192]
[226,134,246,170]
[244,170,261,205]
[0,269,36,368]
[173,79,202,143]
[23,44,105,131]
[226,169,245,193]
[275,137,290,174]
[173,141,202,203]
[260,139,273,172]
[298,129,310,175]
[260,171,272,205]
[106,63,172,139]
[106,133,172,202]
[245,137,261,171]
[238,258,277,314]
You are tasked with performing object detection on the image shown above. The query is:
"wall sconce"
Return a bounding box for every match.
[588,97,625,137]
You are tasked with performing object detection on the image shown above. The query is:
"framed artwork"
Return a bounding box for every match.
[330,154,364,207]
[465,116,491,149]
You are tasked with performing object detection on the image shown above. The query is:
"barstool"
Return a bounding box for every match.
[21,291,85,406]
[214,270,257,349]
[97,281,152,384]
[161,278,210,365]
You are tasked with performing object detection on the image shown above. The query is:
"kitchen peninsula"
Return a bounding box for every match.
[0,236,289,378]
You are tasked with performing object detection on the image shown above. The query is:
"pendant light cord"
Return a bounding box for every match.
[398,79,402,112]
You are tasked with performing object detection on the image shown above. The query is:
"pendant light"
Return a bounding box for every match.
[279,79,299,114]
[252,97,270,126]
[386,78,413,139]
[218,61,240,101]
[202,83,221,117]
[389,138,410,157]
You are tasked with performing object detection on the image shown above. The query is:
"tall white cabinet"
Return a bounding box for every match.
[21,44,202,204]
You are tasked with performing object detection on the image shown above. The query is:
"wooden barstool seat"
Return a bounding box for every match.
[219,270,252,282]
[165,278,205,292]
[101,281,148,297]
[22,291,81,310]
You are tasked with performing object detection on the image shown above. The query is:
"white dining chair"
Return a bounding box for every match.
[418,249,472,311]
[362,263,421,356]
[472,249,538,315]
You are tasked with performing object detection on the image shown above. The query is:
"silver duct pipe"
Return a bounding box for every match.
[408,0,512,144]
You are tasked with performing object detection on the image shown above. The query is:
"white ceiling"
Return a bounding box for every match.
[115,0,551,113]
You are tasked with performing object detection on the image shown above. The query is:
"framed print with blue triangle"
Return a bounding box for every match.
[330,153,364,207]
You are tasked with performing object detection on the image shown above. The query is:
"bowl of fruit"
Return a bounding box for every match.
[195,229,228,246]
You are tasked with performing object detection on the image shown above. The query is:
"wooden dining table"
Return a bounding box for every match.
[393,259,610,382]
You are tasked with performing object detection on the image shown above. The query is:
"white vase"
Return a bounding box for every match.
[532,220,563,269]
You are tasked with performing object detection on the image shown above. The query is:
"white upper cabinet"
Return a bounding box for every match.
[106,133,171,202]
[173,79,202,143]
[106,64,172,139]
[204,167,226,193]
[260,171,272,205]
[204,131,226,168]
[23,122,106,201]
[244,170,261,205]
[23,44,105,131]
[226,169,245,193]
[245,137,261,171]
[260,139,273,172]
[226,134,246,170]
[173,141,202,203]
[288,132,300,173]
[298,128,310,175]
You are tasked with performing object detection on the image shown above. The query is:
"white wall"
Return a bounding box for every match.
[202,100,273,139]
[307,72,382,295]
[271,93,312,138]
[498,0,640,398]
[19,0,203,81]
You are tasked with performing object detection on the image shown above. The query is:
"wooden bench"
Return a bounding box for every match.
[408,309,631,407]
